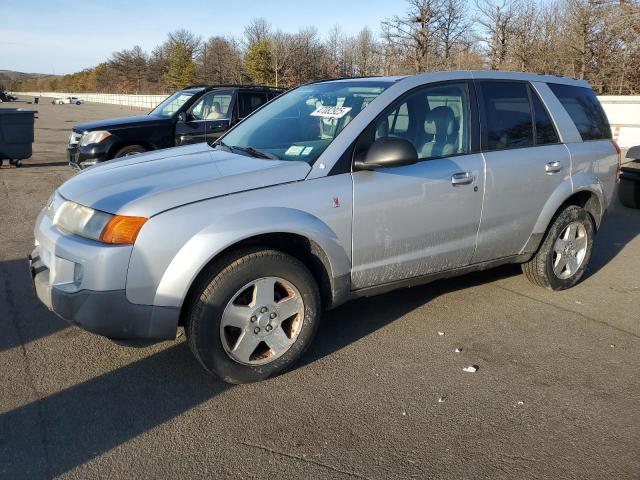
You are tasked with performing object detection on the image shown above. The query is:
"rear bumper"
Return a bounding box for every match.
[29,252,179,341]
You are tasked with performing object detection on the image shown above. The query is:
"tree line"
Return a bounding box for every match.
[10,0,640,95]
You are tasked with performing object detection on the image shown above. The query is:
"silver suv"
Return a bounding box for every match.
[30,71,620,383]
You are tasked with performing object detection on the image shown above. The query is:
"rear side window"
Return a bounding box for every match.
[548,84,611,140]
[530,90,559,145]
[238,92,268,118]
[479,82,533,150]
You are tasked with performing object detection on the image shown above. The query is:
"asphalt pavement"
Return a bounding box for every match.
[1,97,639,479]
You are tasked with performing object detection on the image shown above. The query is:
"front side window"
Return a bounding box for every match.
[151,90,199,118]
[219,81,391,163]
[374,83,470,160]
[190,92,233,120]
[548,84,611,141]
[480,81,533,151]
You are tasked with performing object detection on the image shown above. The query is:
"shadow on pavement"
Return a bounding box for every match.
[0,343,228,479]
[1,198,636,477]
[0,262,520,479]
[0,259,68,353]
[22,161,69,168]
[586,198,640,277]
[304,263,521,368]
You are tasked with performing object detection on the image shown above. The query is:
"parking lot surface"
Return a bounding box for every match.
[1,98,639,479]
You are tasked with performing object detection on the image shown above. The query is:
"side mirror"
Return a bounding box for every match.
[626,145,640,160]
[177,111,187,123]
[354,137,418,171]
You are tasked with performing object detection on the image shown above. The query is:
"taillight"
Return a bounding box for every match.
[612,139,621,183]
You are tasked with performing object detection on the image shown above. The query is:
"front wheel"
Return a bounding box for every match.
[522,205,595,290]
[113,145,146,158]
[185,248,321,384]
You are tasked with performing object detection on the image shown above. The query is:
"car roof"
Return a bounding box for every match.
[182,84,286,93]
[309,71,590,89]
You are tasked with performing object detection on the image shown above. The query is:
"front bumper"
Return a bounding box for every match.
[29,252,179,340]
[67,141,110,169]
[29,209,179,341]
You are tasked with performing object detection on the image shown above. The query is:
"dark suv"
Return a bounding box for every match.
[67,85,284,169]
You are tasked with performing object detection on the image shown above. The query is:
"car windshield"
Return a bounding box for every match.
[218,81,391,163]
[151,90,200,118]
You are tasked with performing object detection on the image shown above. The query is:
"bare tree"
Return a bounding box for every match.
[437,0,470,66]
[244,18,271,47]
[11,0,640,95]
[475,0,518,69]
[199,36,243,85]
[382,0,444,72]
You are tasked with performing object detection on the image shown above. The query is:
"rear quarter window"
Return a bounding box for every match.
[548,84,611,141]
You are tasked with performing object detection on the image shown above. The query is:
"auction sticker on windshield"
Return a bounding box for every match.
[310,106,352,119]
[285,145,305,156]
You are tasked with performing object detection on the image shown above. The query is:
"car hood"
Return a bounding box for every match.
[73,114,169,132]
[58,143,312,217]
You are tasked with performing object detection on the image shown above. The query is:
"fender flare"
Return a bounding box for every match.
[153,206,352,308]
[522,178,605,254]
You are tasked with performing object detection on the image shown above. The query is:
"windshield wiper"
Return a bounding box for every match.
[231,145,279,160]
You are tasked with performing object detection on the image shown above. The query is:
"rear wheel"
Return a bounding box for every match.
[522,205,594,290]
[113,145,146,158]
[185,248,321,384]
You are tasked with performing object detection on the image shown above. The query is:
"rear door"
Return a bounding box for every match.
[472,80,570,263]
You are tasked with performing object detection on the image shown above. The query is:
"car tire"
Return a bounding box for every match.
[113,145,146,158]
[185,248,321,384]
[618,177,640,209]
[76,101,81,105]
[522,205,595,290]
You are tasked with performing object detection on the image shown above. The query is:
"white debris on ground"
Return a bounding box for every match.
[455,347,462,353]
[462,365,479,373]
[515,400,524,406]
[438,396,446,403]
[437,331,445,336]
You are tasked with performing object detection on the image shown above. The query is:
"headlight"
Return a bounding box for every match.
[79,130,111,147]
[68,131,82,145]
[53,199,147,244]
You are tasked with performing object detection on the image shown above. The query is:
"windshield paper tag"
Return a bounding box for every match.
[285,145,305,156]
[310,106,352,119]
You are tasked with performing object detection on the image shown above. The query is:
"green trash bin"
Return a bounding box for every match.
[0,108,36,168]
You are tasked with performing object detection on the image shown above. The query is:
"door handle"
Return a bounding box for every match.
[451,172,474,186]
[545,161,563,174]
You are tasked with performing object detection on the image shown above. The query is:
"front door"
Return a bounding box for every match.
[351,82,485,289]
[175,91,233,146]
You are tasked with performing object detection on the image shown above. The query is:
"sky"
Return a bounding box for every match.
[1,0,406,75]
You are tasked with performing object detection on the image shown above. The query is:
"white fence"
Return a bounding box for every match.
[22,91,167,110]
[598,96,640,149]
[18,91,640,148]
